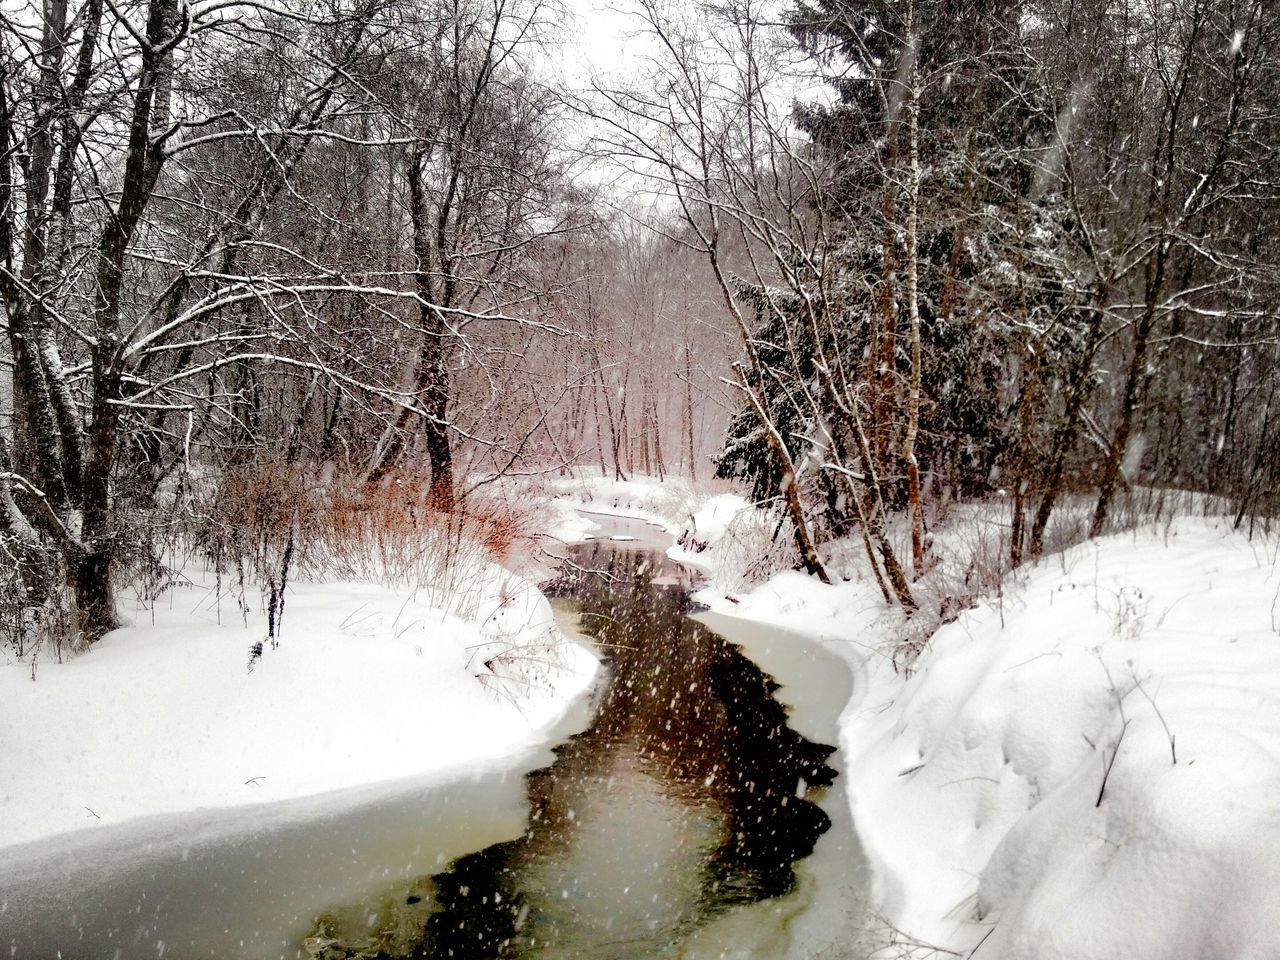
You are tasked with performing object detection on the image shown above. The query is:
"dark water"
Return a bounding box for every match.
[313,535,839,959]
[0,524,856,960]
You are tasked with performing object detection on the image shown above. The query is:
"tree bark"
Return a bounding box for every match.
[901,0,925,577]
[1028,292,1108,559]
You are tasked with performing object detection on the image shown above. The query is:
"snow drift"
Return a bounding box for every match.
[838,519,1280,957]
[0,560,597,852]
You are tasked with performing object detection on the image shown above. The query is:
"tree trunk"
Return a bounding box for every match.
[66,0,178,641]
[1089,308,1155,538]
[1010,351,1041,567]
[684,341,697,481]
[1028,292,1108,559]
[1090,240,1173,537]
[70,544,120,642]
[901,0,925,577]
[424,387,454,510]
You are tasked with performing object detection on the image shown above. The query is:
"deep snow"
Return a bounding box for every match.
[0,557,598,852]
[574,476,1280,960]
[850,520,1280,959]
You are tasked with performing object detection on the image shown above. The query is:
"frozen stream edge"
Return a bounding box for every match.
[2,512,869,960]
[673,609,870,960]
[577,509,873,959]
[0,697,602,959]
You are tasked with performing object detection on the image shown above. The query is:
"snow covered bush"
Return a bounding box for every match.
[673,493,801,592]
[0,580,72,665]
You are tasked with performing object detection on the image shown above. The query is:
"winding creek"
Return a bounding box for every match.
[1,515,868,959]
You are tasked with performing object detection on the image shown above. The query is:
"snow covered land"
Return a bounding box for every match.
[842,521,1280,958]
[0,547,598,853]
[580,476,1280,959]
[6,469,1278,960]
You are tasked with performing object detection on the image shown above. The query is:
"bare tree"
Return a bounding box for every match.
[358,0,583,510]
[0,0,424,641]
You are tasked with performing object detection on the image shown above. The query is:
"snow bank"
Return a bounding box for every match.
[0,565,598,851]
[842,519,1280,957]
[539,475,789,591]
[681,492,754,546]
[681,495,1280,958]
[536,471,700,534]
[543,503,601,544]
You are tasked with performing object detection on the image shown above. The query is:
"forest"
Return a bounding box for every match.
[2,0,1280,958]
[1,0,1276,645]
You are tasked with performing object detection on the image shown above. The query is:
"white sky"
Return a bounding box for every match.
[553,0,659,91]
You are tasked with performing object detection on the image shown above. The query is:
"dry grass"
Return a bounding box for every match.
[172,461,538,625]
[3,460,550,661]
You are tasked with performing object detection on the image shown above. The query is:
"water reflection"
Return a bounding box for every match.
[318,540,837,959]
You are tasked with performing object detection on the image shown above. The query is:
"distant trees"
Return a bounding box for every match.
[0,0,590,645]
[506,212,737,484]
[360,0,583,509]
[3,0,1277,646]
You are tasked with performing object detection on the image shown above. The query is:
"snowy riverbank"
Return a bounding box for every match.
[850,519,1280,958]
[14,469,1277,960]
[0,558,598,854]
[560,475,1280,959]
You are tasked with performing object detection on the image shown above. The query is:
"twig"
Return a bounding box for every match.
[1096,719,1130,807]
[939,776,1001,788]
[553,554,619,583]
[338,604,377,632]
[867,913,966,958]
[968,927,997,957]
[1002,651,1064,673]
[1132,675,1177,764]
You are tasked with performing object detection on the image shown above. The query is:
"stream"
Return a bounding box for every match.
[1,515,868,959]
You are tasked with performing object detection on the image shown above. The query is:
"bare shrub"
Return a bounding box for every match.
[697,505,801,592]
[172,461,541,636]
[0,575,74,665]
[316,471,537,612]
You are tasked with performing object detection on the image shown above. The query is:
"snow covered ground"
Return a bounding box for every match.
[571,475,1280,959]
[524,470,703,537]
[839,519,1280,959]
[10,467,1278,960]
[0,558,598,852]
